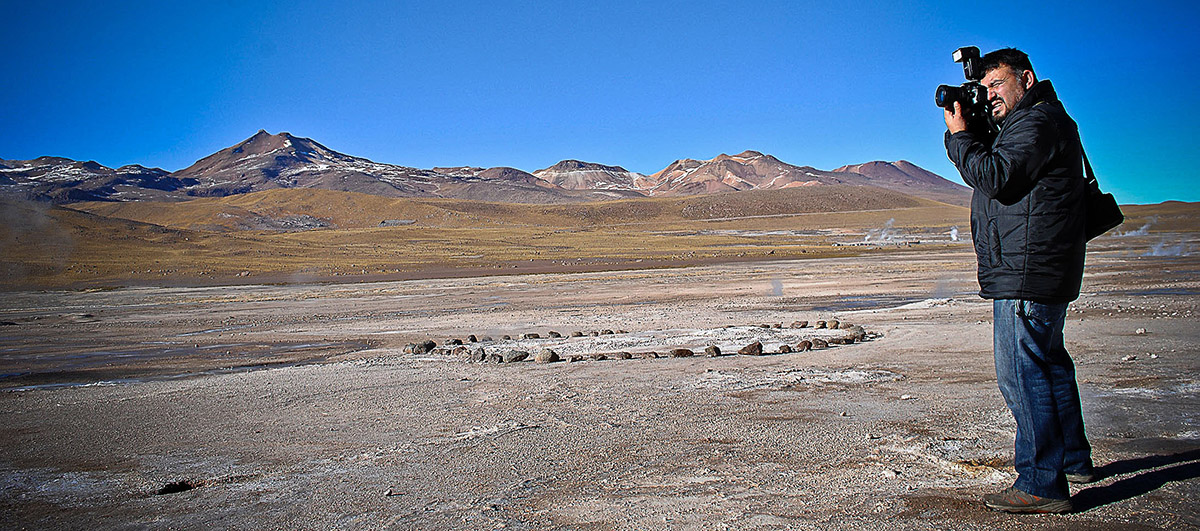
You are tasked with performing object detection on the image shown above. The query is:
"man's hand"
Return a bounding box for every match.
[944,101,968,134]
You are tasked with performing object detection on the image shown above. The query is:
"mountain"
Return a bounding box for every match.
[0,156,190,202]
[639,150,879,195]
[171,130,455,198]
[170,131,655,204]
[833,160,971,206]
[532,160,645,191]
[4,131,966,206]
[633,150,970,205]
[427,164,644,203]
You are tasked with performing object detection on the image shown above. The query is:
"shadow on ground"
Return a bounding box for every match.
[1074,448,1200,512]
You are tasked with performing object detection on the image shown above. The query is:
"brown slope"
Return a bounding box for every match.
[73,189,477,231]
[0,157,188,203]
[171,130,451,198]
[75,183,956,234]
[642,150,861,196]
[532,160,646,191]
[833,160,972,206]
[170,131,625,204]
[1118,201,1200,233]
[0,198,271,289]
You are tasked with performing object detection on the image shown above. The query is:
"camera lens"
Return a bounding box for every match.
[935,85,956,108]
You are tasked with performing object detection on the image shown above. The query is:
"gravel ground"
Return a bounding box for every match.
[1,247,1197,529]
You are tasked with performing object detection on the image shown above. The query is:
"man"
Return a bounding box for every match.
[943,48,1096,514]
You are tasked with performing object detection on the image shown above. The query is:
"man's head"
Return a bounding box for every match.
[980,48,1037,123]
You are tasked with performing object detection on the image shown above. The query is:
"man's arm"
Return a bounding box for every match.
[944,107,1057,203]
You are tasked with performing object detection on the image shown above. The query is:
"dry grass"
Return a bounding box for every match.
[25,187,1190,291]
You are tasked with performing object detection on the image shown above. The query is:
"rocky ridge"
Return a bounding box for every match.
[3,131,969,205]
[532,160,643,191]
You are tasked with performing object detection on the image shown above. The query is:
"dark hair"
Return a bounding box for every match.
[981,48,1036,79]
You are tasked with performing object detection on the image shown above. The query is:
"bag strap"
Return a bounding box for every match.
[1082,148,1098,185]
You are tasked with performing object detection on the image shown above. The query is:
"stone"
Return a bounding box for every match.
[479,336,494,342]
[570,331,584,337]
[840,335,856,344]
[402,343,417,354]
[617,330,628,334]
[1122,354,1137,362]
[412,340,437,355]
[758,324,771,328]
[838,322,853,330]
[779,344,793,353]
[521,333,540,340]
[590,331,600,337]
[502,335,512,340]
[791,320,809,328]
[446,338,463,346]
[567,355,585,363]
[796,340,812,351]
[828,320,839,329]
[1135,328,1147,335]
[815,321,827,329]
[670,348,694,358]
[503,350,530,363]
[738,341,764,356]
[548,331,562,338]
[451,346,469,357]
[469,348,487,362]
[637,351,659,359]
[535,348,559,363]
[590,353,609,361]
[601,329,614,335]
[772,323,782,329]
[704,345,722,357]
[486,352,503,363]
[811,338,828,349]
[614,351,633,360]
[467,334,478,343]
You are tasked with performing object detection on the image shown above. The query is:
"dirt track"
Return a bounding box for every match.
[1,246,1197,529]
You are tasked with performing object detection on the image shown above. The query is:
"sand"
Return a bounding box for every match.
[1,245,1197,529]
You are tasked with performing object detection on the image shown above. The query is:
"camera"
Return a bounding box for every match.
[936,46,994,134]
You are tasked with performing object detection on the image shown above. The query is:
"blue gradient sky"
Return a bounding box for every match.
[2,1,1196,204]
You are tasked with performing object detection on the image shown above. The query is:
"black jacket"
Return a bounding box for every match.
[945,80,1088,304]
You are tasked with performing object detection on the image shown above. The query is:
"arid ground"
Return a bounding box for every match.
[1,225,1197,529]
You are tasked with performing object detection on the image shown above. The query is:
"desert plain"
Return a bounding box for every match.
[0,194,1197,529]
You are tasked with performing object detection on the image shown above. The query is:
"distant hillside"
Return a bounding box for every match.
[0,157,189,202]
[833,160,971,206]
[72,184,948,233]
[640,150,843,196]
[635,151,971,206]
[533,160,645,191]
[6,130,968,206]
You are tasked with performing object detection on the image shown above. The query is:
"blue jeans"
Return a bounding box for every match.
[993,299,1093,499]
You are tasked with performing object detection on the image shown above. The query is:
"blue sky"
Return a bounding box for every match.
[2,0,1196,204]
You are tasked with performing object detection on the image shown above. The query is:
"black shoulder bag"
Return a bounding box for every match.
[1082,150,1124,241]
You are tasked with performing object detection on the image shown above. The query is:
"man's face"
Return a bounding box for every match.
[982,64,1033,123]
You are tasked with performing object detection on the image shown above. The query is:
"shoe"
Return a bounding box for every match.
[982,487,1073,514]
[1065,472,1096,484]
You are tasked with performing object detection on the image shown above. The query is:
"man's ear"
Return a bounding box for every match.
[1020,69,1036,89]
